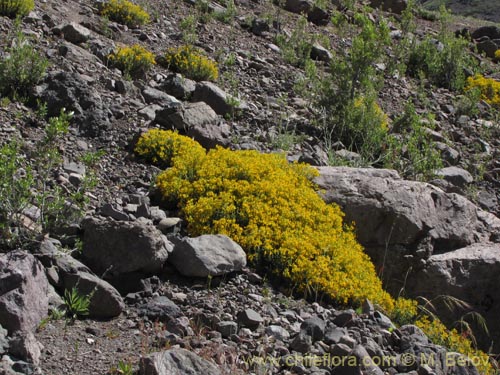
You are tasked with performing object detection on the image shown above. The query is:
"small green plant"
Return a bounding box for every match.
[63,286,92,320]
[0,30,49,100]
[179,15,198,44]
[110,360,134,375]
[275,15,313,68]
[0,0,34,18]
[384,103,442,181]
[99,0,150,28]
[214,0,237,24]
[162,45,218,81]
[406,5,478,91]
[107,44,155,79]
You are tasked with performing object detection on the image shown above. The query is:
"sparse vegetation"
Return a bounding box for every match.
[0,30,49,100]
[63,286,92,320]
[0,0,34,18]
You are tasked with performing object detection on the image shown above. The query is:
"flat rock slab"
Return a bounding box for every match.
[139,348,221,375]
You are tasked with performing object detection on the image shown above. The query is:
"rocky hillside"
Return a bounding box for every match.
[1,0,500,374]
[419,0,500,24]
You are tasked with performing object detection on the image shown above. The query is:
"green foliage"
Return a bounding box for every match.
[275,15,313,68]
[214,0,237,24]
[107,44,156,79]
[0,31,49,100]
[138,129,394,310]
[0,140,34,248]
[0,0,34,18]
[0,110,99,250]
[384,103,442,181]
[162,45,219,81]
[315,12,390,164]
[99,0,150,28]
[406,6,477,91]
[63,286,92,320]
[110,360,134,375]
[179,15,198,44]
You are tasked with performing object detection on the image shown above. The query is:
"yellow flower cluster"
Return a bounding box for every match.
[390,297,418,326]
[352,96,389,130]
[137,130,393,309]
[495,50,500,60]
[108,44,155,78]
[134,129,206,169]
[163,45,218,82]
[416,316,493,375]
[0,0,34,18]
[100,0,150,28]
[465,74,500,108]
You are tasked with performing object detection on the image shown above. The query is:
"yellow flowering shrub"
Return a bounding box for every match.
[162,45,218,81]
[416,316,493,375]
[134,129,205,169]
[0,0,34,18]
[495,50,500,60]
[465,74,500,108]
[139,130,393,309]
[390,297,418,326]
[108,44,155,78]
[100,0,150,28]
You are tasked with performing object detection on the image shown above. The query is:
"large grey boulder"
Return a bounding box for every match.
[139,348,221,375]
[169,235,247,277]
[82,217,171,276]
[0,251,48,334]
[409,243,500,351]
[314,167,500,291]
[155,102,218,130]
[57,22,91,44]
[34,71,112,137]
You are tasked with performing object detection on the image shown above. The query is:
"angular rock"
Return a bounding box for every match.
[477,39,498,59]
[139,348,221,375]
[369,0,407,14]
[437,167,473,188]
[265,325,290,341]
[138,296,181,323]
[315,167,500,293]
[155,102,218,130]
[409,243,500,351]
[284,0,312,14]
[186,121,231,149]
[324,327,347,345]
[237,309,263,329]
[308,6,329,26]
[0,251,48,334]
[192,82,234,116]
[99,203,129,221]
[34,71,111,137]
[0,325,8,354]
[290,331,312,353]
[82,217,171,276]
[62,272,124,319]
[142,87,182,107]
[159,73,196,100]
[8,332,42,366]
[471,26,500,41]
[216,321,238,338]
[169,234,246,277]
[59,22,91,44]
[310,44,332,62]
[300,317,326,342]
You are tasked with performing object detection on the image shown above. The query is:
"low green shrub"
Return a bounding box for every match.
[0,31,49,100]
[162,45,218,81]
[0,0,34,18]
[136,129,394,309]
[99,0,150,28]
[107,44,155,78]
[384,103,442,181]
